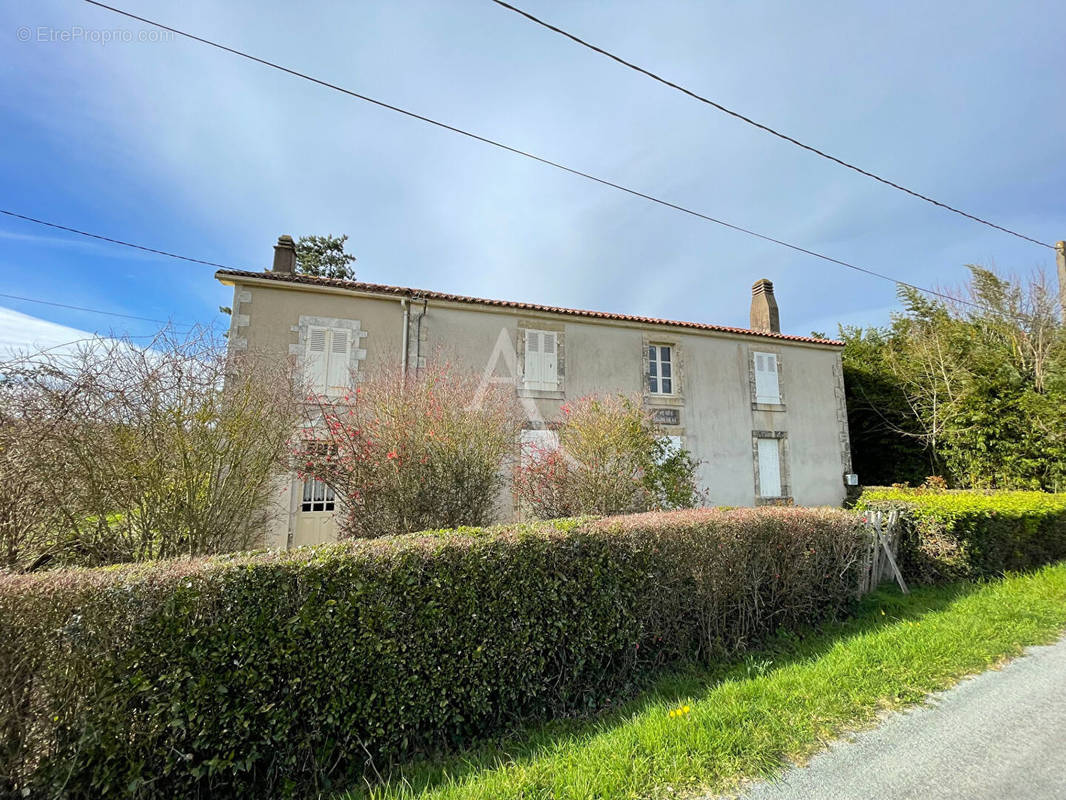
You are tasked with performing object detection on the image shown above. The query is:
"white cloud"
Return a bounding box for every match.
[0,306,104,358]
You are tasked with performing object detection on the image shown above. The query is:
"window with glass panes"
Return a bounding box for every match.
[300,476,335,512]
[648,344,673,394]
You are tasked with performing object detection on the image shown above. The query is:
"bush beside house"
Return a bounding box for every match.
[296,361,523,539]
[0,507,864,798]
[0,330,298,571]
[513,394,705,518]
[856,487,1066,583]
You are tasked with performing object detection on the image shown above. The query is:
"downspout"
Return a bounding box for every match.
[414,296,428,372]
[400,297,409,375]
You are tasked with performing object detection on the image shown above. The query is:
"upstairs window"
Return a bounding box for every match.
[305,326,352,396]
[648,345,673,395]
[300,476,335,512]
[753,352,781,404]
[523,329,558,391]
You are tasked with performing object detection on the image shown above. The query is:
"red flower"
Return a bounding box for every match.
[387,451,398,460]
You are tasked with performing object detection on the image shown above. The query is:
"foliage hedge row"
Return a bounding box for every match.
[0,508,864,798]
[856,487,1066,583]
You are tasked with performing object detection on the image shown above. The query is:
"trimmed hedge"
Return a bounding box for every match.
[1,508,864,798]
[856,488,1066,583]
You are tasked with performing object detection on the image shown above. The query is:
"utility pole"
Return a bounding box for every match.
[1058,241,1066,323]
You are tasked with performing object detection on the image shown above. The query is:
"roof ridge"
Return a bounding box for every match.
[215,269,844,347]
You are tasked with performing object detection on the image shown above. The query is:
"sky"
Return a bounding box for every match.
[2,0,1064,354]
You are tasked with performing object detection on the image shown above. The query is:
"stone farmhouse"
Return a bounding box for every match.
[217,236,855,548]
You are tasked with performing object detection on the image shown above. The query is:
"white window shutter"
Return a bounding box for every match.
[754,352,780,404]
[757,438,782,497]
[525,330,540,386]
[326,328,351,394]
[541,332,557,387]
[525,330,560,389]
[305,327,329,394]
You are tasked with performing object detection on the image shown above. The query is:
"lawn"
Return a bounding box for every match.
[343,562,1066,800]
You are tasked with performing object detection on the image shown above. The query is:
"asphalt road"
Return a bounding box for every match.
[724,636,1066,800]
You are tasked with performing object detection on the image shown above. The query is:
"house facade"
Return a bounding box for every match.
[218,236,854,549]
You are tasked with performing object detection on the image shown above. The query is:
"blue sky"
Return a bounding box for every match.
[2,0,1063,353]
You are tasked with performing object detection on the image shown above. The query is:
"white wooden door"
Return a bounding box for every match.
[292,512,338,548]
[291,476,339,547]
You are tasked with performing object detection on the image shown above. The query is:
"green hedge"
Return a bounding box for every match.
[1,508,864,798]
[856,488,1066,583]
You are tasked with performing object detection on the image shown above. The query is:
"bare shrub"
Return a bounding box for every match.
[0,328,299,569]
[0,424,58,571]
[296,360,523,538]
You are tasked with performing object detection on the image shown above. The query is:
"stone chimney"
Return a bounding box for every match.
[272,235,297,274]
[750,279,780,333]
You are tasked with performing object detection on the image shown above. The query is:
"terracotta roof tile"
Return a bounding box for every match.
[215,269,843,347]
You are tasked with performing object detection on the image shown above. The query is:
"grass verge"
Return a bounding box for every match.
[342,563,1066,800]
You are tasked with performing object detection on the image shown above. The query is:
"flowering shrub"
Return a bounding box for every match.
[856,487,1066,583]
[513,394,705,518]
[294,362,522,538]
[0,507,864,798]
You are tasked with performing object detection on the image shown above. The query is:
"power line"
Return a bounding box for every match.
[80,1,1017,315]
[0,204,1036,324]
[0,208,237,324]
[0,291,177,325]
[0,209,250,269]
[489,0,1054,251]
[0,211,231,326]
[1,332,170,364]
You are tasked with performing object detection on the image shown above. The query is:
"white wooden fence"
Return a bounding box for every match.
[859,509,908,595]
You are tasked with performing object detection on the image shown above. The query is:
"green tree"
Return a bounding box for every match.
[841,265,1066,491]
[839,325,935,486]
[295,234,357,280]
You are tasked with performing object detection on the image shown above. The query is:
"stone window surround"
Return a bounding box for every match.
[752,430,792,505]
[228,289,252,351]
[748,345,787,412]
[642,335,685,408]
[288,315,369,393]
[516,319,566,400]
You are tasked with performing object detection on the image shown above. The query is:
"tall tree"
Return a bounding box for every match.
[295,234,357,281]
[842,265,1066,491]
[839,325,935,486]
